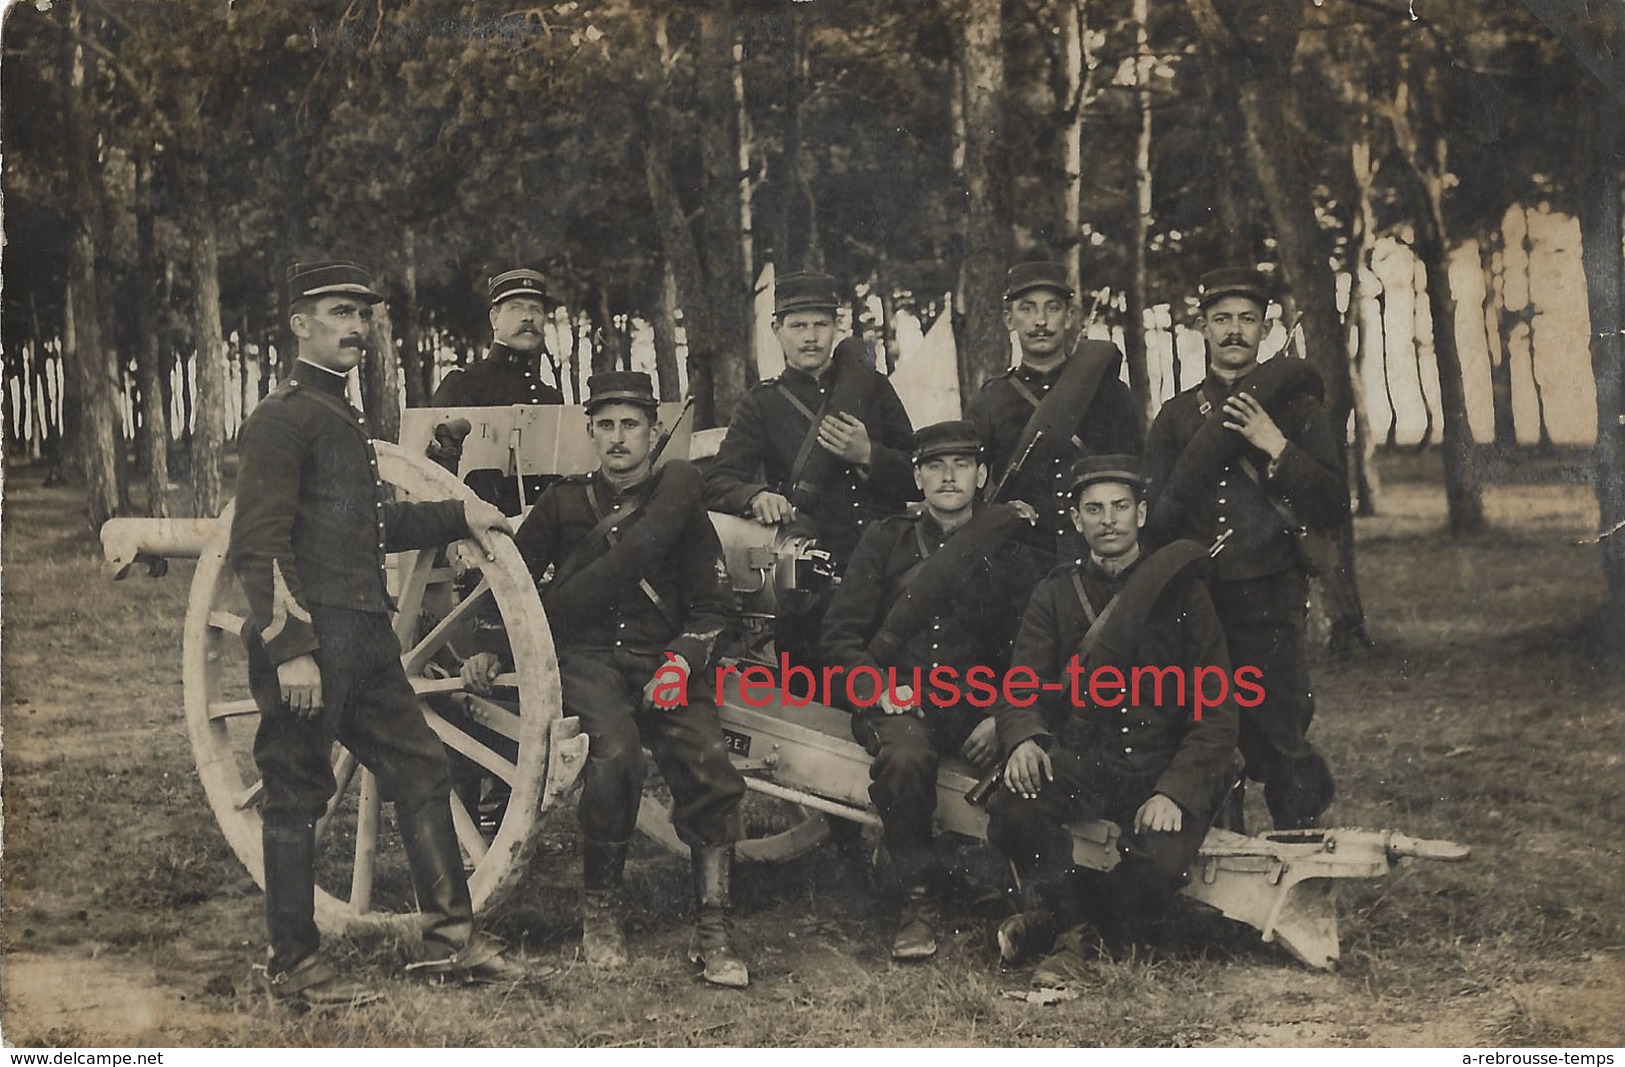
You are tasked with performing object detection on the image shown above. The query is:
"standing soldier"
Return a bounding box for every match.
[427,268,565,514]
[231,261,535,1006]
[965,261,1141,569]
[822,421,1045,960]
[1143,267,1345,830]
[704,270,918,669]
[461,372,751,988]
[987,456,1239,986]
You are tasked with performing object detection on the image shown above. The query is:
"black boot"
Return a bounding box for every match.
[581,839,630,969]
[689,845,749,988]
[996,878,1059,967]
[259,816,379,1007]
[1265,752,1336,830]
[892,884,942,961]
[397,798,543,983]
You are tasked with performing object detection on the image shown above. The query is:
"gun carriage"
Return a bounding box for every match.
[99,402,1467,970]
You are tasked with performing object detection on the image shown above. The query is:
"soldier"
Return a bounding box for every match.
[965,261,1140,569]
[704,270,917,669]
[230,260,536,1007]
[987,455,1239,986]
[822,421,1045,960]
[1142,267,1345,831]
[461,372,751,988]
[427,268,565,514]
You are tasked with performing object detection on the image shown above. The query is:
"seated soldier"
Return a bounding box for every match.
[986,455,1239,988]
[461,371,751,988]
[822,420,1045,960]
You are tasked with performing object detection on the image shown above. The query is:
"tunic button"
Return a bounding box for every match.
[1218,498,1226,505]
[1124,746,1133,754]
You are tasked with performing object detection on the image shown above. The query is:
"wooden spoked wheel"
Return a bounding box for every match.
[181,442,567,933]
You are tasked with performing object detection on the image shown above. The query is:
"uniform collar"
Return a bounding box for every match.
[1013,357,1066,385]
[592,466,652,504]
[487,341,529,366]
[920,501,977,541]
[1087,542,1142,579]
[291,359,350,400]
[779,345,848,390]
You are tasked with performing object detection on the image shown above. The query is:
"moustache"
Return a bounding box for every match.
[1221,336,1245,347]
[340,337,366,350]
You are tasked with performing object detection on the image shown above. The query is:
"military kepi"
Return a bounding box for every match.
[585,371,658,414]
[1197,267,1270,309]
[912,420,984,465]
[287,260,383,305]
[1070,453,1144,495]
[1003,261,1073,302]
[774,270,839,316]
[489,268,547,307]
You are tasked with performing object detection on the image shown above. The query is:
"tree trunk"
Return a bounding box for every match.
[654,259,681,401]
[1124,0,1154,433]
[133,151,171,518]
[955,0,1012,397]
[63,8,120,529]
[1521,206,1555,451]
[1060,0,1085,294]
[1578,83,1625,641]
[568,309,584,405]
[360,302,401,444]
[1349,136,1382,517]
[695,2,752,422]
[399,226,428,408]
[187,169,227,519]
[1481,232,1518,447]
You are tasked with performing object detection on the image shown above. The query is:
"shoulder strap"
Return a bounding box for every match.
[585,481,678,628]
[781,352,881,510]
[550,480,647,587]
[1073,540,1210,666]
[867,505,1027,662]
[1235,456,1306,533]
[987,342,1118,502]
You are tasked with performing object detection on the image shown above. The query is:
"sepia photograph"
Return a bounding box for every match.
[1,0,1622,1049]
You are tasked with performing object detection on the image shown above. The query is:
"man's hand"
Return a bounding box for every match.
[816,412,873,466]
[641,653,690,710]
[749,490,796,525]
[1002,739,1053,799]
[1221,392,1287,460]
[960,716,1000,769]
[461,651,503,696]
[276,654,323,721]
[463,497,515,561]
[1133,793,1184,835]
[877,684,918,716]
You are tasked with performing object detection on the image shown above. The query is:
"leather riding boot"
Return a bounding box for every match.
[892,884,942,961]
[262,817,321,974]
[397,799,539,983]
[581,839,630,969]
[689,845,749,988]
[259,817,380,1006]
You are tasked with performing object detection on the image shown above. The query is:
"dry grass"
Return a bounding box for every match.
[2,449,1622,1047]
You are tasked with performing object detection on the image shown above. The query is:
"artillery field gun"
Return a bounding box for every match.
[99,401,1468,971]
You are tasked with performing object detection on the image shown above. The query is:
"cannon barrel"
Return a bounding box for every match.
[99,517,221,579]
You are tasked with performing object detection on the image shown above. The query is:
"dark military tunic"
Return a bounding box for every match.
[704,346,918,569]
[505,463,744,847]
[430,341,564,407]
[1142,365,1347,828]
[822,507,1046,887]
[987,552,1240,929]
[229,359,468,821]
[965,350,1140,564]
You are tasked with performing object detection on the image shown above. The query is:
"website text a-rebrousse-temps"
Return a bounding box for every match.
[647,653,1264,720]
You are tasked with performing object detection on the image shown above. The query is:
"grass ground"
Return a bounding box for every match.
[1,449,1622,1047]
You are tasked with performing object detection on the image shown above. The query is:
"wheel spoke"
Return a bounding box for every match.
[350,770,381,914]
[314,749,360,844]
[232,778,264,811]
[448,790,489,867]
[207,696,260,721]
[420,708,518,783]
[400,577,491,675]
[208,609,246,635]
[390,550,436,649]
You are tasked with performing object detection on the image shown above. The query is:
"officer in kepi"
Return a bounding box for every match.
[965,261,1140,571]
[1143,267,1346,831]
[427,267,566,514]
[822,420,1043,961]
[229,260,539,1007]
[704,269,918,671]
[986,455,1239,990]
[462,371,751,987]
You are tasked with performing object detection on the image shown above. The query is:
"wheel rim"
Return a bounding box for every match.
[181,442,562,932]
